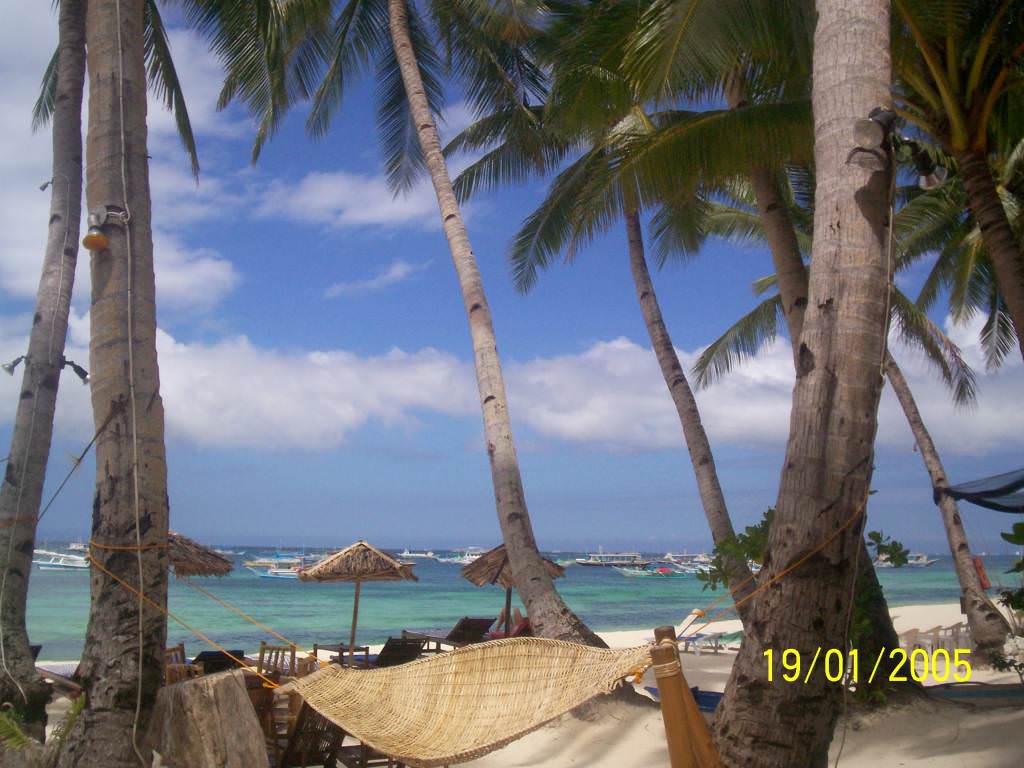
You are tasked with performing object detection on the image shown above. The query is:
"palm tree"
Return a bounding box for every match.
[893,0,1024,361]
[711,0,895,763]
[691,173,1011,654]
[0,0,85,734]
[0,0,201,737]
[54,0,171,764]
[207,0,600,644]
[451,0,759,614]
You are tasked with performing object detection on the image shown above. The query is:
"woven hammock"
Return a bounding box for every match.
[293,637,653,767]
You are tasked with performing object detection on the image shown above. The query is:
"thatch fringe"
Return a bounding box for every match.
[299,540,417,583]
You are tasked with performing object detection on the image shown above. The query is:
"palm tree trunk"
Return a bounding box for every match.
[386,0,600,646]
[624,209,755,615]
[884,357,1009,653]
[747,167,807,347]
[0,0,85,735]
[954,148,1024,362]
[55,0,170,765]
[714,2,893,765]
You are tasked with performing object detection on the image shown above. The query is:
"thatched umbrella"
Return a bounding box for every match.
[299,540,418,663]
[167,531,233,578]
[460,544,565,637]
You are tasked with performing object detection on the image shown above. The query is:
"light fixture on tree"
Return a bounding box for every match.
[848,106,897,172]
[82,206,112,251]
[61,357,89,384]
[2,355,26,376]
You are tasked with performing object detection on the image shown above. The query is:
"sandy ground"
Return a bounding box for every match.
[41,602,1023,766]
[465,602,1023,767]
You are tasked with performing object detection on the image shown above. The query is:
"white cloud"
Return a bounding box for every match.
[256,170,442,229]
[0,6,242,314]
[153,232,239,311]
[326,259,431,298]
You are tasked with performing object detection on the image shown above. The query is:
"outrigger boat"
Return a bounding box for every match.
[33,550,89,571]
[614,562,689,578]
[247,565,300,579]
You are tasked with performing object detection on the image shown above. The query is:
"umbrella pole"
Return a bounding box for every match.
[349,580,361,666]
[504,587,513,637]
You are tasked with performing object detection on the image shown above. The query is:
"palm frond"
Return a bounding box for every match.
[509,146,615,292]
[32,45,60,132]
[979,292,1017,373]
[692,294,784,388]
[890,289,977,406]
[375,1,446,193]
[145,0,200,178]
[305,0,389,138]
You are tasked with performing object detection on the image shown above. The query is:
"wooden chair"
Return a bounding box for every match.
[164,643,203,685]
[258,641,299,677]
[244,669,282,763]
[278,701,348,768]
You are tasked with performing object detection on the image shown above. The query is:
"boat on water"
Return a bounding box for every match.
[614,562,689,578]
[243,555,302,569]
[874,552,938,568]
[663,552,712,566]
[575,551,650,568]
[247,565,300,579]
[437,547,484,565]
[67,541,87,552]
[33,550,88,571]
[399,548,436,560]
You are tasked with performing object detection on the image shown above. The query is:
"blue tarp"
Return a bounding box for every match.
[945,468,1024,513]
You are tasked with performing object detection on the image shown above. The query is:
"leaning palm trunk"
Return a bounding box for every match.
[884,357,1009,654]
[624,209,755,616]
[713,2,893,766]
[386,0,600,646]
[0,0,85,734]
[55,0,170,765]
[953,148,1024,362]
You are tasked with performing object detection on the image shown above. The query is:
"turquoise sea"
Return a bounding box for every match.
[27,548,1020,661]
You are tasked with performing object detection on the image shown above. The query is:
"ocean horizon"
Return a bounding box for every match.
[28,546,1020,661]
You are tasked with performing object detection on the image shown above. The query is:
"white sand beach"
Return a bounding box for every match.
[462,602,1023,768]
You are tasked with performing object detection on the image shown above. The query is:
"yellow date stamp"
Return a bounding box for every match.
[763,647,972,684]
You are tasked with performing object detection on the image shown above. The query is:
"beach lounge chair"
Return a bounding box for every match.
[679,632,725,655]
[402,616,497,652]
[340,637,426,669]
[485,618,533,640]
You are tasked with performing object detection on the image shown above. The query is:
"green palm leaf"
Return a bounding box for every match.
[692,294,784,388]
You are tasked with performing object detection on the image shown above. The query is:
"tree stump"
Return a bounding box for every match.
[145,670,269,768]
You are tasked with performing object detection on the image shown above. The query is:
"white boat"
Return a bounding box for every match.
[575,550,650,567]
[664,552,712,566]
[874,552,938,568]
[437,547,484,565]
[67,541,87,552]
[247,566,300,579]
[614,562,688,578]
[33,550,88,571]
[399,548,436,560]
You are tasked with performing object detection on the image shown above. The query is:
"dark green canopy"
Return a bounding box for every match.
[944,468,1024,513]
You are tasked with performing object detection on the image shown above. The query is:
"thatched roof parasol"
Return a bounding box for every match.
[299,540,418,583]
[298,540,417,662]
[167,531,233,578]
[460,544,564,636]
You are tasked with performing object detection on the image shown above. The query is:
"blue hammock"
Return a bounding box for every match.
[943,468,1024,513]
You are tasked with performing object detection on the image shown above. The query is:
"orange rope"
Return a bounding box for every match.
[684,499,867,638]
[181,579,322,666]
[86,551,280,688]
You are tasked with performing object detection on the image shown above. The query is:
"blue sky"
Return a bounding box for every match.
[1,2,1021,555]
